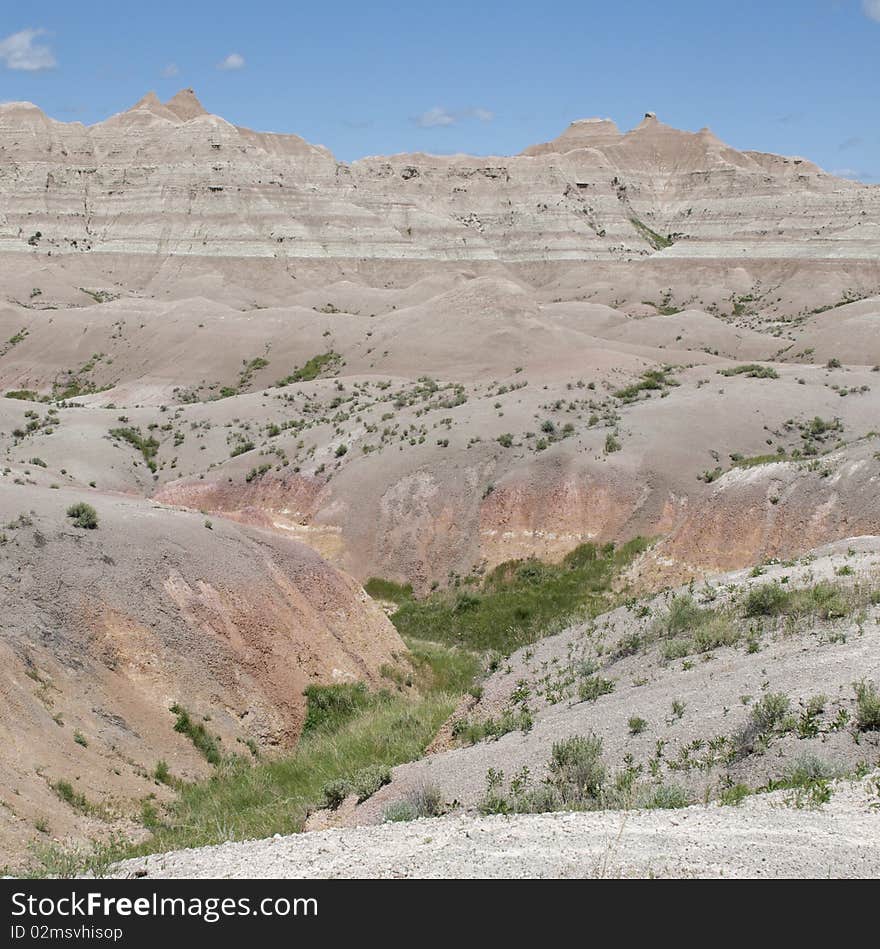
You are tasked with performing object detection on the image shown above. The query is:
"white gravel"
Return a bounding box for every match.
[112,772,880,879]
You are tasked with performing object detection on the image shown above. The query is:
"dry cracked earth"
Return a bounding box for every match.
[1,89,879,876]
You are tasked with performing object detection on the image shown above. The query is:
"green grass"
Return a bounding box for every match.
[109,426,160,472]
[301,683,385,736]
[276,352,340,387]
[718,364,779,379]
[613,368,678,403]
[129,689,455,855]
[385,538,650,653]
[629,217,674,250]
[170,705,222,765]
[30,637,470,873]
[363,577,414,605]
[742,581,855,621]
[402,636,483,695]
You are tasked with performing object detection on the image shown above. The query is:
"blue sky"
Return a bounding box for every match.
[1,1,878,179]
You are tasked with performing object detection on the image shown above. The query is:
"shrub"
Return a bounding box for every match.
[66,502,98,529]
[383,800,416,822]
[653,595,739,658]
[720,783,750,806]
[352,764,392,802]
[383,784,444,822]
[743,583,789,617]
[604,433,621,453]
[782,753,835,788]
[732,691,791,759]
[718,364,779,379]
[321,778,352,810]
[854,680,880,731]
[578,675,615,703]
[750,692,791,733]
[545,734,605,806]
[627,716,648,736]
[644,783,690,809]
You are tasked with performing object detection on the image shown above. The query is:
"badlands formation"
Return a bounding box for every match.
[1,90,879,872]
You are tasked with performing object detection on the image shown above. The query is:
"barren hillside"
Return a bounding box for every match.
[1,91,879,872]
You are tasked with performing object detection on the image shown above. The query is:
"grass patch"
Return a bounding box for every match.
[276,352,340,387]
[402,637,483,695]
[383,784,446,822]
[301,683,385,736]
[718,364,779,379]
[630,217,674,250]
[386,538,650,653]
[364,577,414,605]
[109,426,160,473]
[613,368,678,403]
[742,581,856,622]
[654,594,740,659]
[128,690,455,855]
[51,780,95,815]
[170,705,222,765]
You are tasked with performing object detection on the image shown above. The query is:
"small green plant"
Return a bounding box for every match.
[742,583,789,617]
[628,716,648,736]
[321,778,352,810]
[644,783,690,809]
[382,784,445,822]
[169,705,221,765]
[51,780,93,815]
[302,683,381,735]
[720,783,750,806]
[109,426,160,472]
[604,433,621,453]
[854,679,880,731]
[66,502,98,529]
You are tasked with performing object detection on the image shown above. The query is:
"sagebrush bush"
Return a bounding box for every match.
[383,783,444,822]
[66,502,98,529]
[854,679,880,731]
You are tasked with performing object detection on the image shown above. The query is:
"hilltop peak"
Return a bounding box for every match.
[165,88,208,121]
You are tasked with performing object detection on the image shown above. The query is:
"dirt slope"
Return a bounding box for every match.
[0,481,403,864]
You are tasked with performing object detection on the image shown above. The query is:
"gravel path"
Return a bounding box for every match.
[113,773,880,879]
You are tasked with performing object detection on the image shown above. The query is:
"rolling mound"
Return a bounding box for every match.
[0,481,402,864]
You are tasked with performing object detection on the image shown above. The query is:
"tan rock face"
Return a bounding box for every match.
[1,93,878,263]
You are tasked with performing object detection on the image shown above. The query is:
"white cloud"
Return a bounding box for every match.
[864,1,880,22]
[415,106,494,128]
[0,28,57,71]
[217,52,245,71]
[161,62,179,78]
[416,106,456,128]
